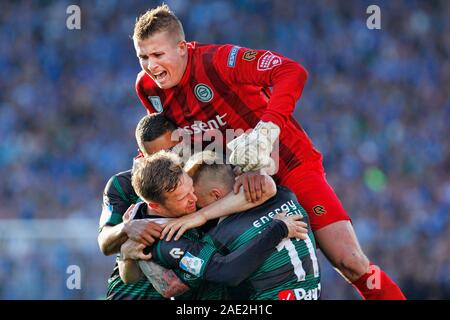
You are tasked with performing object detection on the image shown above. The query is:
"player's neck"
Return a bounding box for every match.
[143,205,166,218]
[175,48,191,87]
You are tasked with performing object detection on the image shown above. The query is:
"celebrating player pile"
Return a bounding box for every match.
[131,4,405,300]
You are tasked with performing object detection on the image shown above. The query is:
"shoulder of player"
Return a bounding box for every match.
[108,169,132,188]
[136,69,147,85]
[113,169,132,180]
[276,185,296,197]
[269,185,299,204]
[239,186,298,213]
[193,42,239,58]
[207,211,248,234]
[104,169,136,200]
[156,228,203,249]
[136,70,158,90]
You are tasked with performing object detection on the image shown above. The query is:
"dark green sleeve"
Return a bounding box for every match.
[151,220,288,286]
[148,234,214,289]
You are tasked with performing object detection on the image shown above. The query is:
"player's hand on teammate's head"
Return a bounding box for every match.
[233,171,265,202]
[273,211,308,240]
[160,211,207,242]
[233,170,275,203]
[233,166,243,176]
[120,239,152,261]
[123,219,163,246]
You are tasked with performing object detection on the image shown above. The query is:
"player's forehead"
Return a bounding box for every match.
[143,131,178,154]
[135,31,174,54]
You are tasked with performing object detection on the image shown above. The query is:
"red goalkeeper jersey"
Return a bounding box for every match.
[136,42,322,181]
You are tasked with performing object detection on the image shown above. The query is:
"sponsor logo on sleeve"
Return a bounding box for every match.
[257,51,282,71]
[312,205,327,216]
[149,96,163,113]
[179,252,204,277]
[227,46,240,68]
[242,50,257,61]
[169,248,185,259]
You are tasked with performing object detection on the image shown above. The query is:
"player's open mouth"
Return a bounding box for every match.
[154,71,167,82]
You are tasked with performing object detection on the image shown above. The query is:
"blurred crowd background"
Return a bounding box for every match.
[0,0,449,299]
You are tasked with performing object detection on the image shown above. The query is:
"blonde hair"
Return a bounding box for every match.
[133,4,185,43]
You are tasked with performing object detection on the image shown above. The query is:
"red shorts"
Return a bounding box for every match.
[280,161,352,231]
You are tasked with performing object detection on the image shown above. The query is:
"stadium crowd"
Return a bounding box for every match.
[0,0,449,299]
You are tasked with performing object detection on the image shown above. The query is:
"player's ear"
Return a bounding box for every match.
[177,40,187,55]
[148,202,161,213]
[211,188,222,201]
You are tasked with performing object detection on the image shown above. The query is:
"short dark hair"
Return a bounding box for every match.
[131,150,183,204]
[185,151,235,190]
[135,113,177,153]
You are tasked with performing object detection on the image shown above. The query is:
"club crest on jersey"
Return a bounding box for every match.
[194,84,214,103]
[148,96,163,113]
[257,51,282,71]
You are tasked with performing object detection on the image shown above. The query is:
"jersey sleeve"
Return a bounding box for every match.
[213,45,308,130]
[99,172,138,230]
[135,71,157,114]
[151,219,288,286]
[149,235,216,289]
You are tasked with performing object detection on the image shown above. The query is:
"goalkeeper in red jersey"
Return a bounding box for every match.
[131,4,405,300]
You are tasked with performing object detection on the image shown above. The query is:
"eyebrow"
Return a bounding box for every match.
[139,50,163,58]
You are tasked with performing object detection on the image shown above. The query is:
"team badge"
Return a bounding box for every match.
[227,46,240,67]
[243,50,257,61]
[257,51,282,71]
[148,96,163,113]
[194,84,214,103]
[179,252,204,277]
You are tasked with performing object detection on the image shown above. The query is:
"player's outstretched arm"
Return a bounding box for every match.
[160,174,277,241]
[153,214,307,287]
[215,45,308,131]
[98,225,129,255]
[99,204,164,255]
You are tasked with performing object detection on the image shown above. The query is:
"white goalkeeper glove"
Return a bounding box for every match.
[227,121,280,172]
